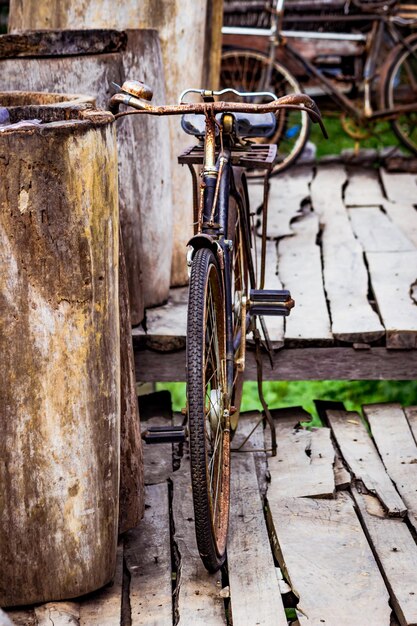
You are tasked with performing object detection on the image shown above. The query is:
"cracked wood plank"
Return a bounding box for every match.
[344,168,386,206]
[310,165,385,343]
[252,165,314,239]
[257,239,285,346]
[267,407,335,499]
[268,493,392,626]
[278,211,332,345]
[172,449,226,625]
[228,452,287,626]
[35,603,79,626]
[327,410,406,516]
[139,392,174,485]
[334,448,351,490]
[232,411,269,496]
[405,406,417,442]
[125,484,172,626]
[374,170,417,249]
[366,251,417,348]
[364,404,417,532]
[353,487,417,626]
[348,206,415,252]
[79,544,123,626]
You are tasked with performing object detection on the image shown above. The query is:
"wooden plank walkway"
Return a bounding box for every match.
[6,396,417,626]
[133,164,417,380]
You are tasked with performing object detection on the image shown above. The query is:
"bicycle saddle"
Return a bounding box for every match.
[181,111,277,139]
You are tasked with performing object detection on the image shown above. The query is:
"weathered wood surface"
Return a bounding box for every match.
[0,29,127,57]
[405,406,417,441]
[261,239,285,345]
[267,493,392,625]
[0,105,120,606]
[135,345,417,381]
[124,484,172,626]
[327,410,406,516]
[139,391,174,485]
[364,404,417,532]
[172,448,227,625]
[367,251,417,349]
[0,29,173,323]
[268,407,335,498]
[35,603,80,626]
[353,488,417,626]
[232,411,269,496]
[228,452,287,626]
[348,206,415,252]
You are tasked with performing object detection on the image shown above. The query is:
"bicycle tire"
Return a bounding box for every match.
[383,33,417,156]
[220,49,310,174]
[187,247,231,572]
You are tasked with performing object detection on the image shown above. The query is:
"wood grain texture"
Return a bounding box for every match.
[380,170,417,248]
[405,406,417,442]
[344,167,385,206]
[133,287,188,352]
[334,449,351,490]
[119,230,144,534]
[135,346,417,382]
[364,404,417,532]
[172,450,226,625]
[348,206,415,252]
[0,29,127,57]
[278,211,332,344]
[327,410,406,516]
[311,165,385,343]
[268,493,392,625]
[125,484,172,626]
[268,408,335,499]
[79,545,123,626]
[228,453,287,626]
[367,251,417,348]
[353,488,417,626]
[0,112,120,606]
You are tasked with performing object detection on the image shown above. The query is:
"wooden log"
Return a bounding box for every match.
[0,97,120,606]
[135,346,417,382]
[364,403,417,533]
[326,410,406,516]
[0,29,173,322]
[203,0,224,90]
[267,493,392,625]
[118,230,144,534]
[353,488,417,626]
[124,484,173,626]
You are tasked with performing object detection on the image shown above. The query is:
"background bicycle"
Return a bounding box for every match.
[221,0,417,172]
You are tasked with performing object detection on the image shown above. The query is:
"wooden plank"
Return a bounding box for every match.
[132,287,188,352]
[278,211,333,345]
[79,544,123,626]
[125,484,172,626]
[380,170,417,249]
[348,206,415,252]
[139,390,174,485]
[344,168,386,206]
[405,406,417,442]
[311,165,385,343]
[267,493,392,625]
[228,452,287,626]
[327,409,406,516]
[35,603,79,626]
[2,611,36,626]
[364,404,417,532]
[353,487,417,626]
[172,450,226,625]
[268,407,335,498]
[135,346,417,382]
[334,448,351,490]
[259,239,285,346]
[0,30,127,58]
[367,251,417,349]
[232,411,269,496]
[253,165,314,239]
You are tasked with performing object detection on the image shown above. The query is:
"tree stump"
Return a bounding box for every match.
[0,29,173,322]
[0,93,120,606]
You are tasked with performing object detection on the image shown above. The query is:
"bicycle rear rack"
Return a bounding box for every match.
[178,143,277,170]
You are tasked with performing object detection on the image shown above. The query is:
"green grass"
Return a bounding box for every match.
[309,114,402,159]
[157,380,417,427]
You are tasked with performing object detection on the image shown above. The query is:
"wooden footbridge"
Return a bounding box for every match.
[5,394,417,626]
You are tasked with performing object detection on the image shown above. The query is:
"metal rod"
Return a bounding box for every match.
[221,25,367,41]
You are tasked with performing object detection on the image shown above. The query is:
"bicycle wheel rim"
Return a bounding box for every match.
[220,50,310,174]
[385,36,417,155]
[187,248,230,570]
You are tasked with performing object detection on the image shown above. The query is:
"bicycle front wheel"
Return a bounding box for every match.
[383,33,417,155]
[220,49,310,174]
[187,247,231,572]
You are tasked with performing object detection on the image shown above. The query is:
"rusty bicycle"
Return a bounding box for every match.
[221,0,417,173]
[110,81,325,571]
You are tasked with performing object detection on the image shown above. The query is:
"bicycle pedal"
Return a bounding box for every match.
[141,425,186,445]
[249,289,295,317]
